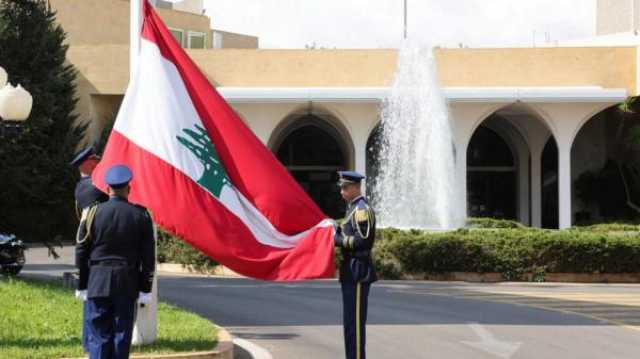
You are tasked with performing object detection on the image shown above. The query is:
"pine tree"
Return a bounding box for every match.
[0,0,85,242]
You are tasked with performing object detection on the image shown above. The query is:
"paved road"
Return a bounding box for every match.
[22,246,640,358]
[158,275,640,359]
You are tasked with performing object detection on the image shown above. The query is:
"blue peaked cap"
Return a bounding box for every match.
[69,147,95,167]
[337,171,365,186]
[105,165,133,189]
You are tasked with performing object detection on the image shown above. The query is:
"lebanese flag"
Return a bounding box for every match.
[92,1,335,281]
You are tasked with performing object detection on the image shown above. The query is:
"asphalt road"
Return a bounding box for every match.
[22,246,640,358]
[158,275,640,359]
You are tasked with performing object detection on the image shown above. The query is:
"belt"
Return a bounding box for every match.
[345,250,371,259]
[90,259,131,267]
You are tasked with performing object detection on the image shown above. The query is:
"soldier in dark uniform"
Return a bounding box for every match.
[70,147,108,219]
[75,164,155,359]
[333,171,377,359]
[70,147,108,352]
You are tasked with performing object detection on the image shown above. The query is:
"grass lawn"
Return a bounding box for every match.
[0,277,218,359]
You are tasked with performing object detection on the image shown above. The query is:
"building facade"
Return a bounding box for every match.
[54,1,640,228]
[597,0,640,35]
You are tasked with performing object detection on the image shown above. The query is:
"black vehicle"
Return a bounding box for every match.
[0,233,26,276]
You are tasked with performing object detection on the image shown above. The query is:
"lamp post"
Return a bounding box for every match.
[0,66,33,124]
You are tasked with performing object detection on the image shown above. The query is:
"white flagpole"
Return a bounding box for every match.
[130,0,158,346]
[130,0,142,81]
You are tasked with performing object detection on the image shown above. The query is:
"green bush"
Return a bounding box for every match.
[571,222,640,233]
[466,217,525,229]
[157,230,217,272]
[373,224,640,280]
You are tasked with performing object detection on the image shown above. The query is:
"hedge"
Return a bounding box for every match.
[374,226,640,280]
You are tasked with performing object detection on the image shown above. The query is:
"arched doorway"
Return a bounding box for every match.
[467,124,518,220]
[271,114,351,218]
[572,104,640,224]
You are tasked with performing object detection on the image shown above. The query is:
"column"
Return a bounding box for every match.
[558,144,572,229]
[456,142,468,224]
[530,149,543,227]
[353,133,368,194]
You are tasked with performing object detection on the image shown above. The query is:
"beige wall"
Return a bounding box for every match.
[50,0,211,47]
[597,0,639,35]
[68,46,638,92]
[190,49,398,87]
[212,30,259,49]
[435,47,637,94]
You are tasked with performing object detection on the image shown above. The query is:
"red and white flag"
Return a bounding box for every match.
[93,1,335,281]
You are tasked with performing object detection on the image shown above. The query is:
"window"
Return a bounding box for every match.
[188,31,206,49]
[168,28,184,47]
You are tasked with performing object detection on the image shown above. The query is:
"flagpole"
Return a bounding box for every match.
[130,0,158,346]
[403,0,407,40]
[130,0,142,81]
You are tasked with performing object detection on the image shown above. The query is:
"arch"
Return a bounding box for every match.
[481,117,528,166]
[365,116,382,142]
[569,102,640,223]
[464,102,557,154]
[268,105,355,170]
[569,103,619,150]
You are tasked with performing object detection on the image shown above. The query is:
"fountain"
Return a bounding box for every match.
[372,45,465,230]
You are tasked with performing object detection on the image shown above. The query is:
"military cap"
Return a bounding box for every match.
[70,147,96,167]
[337,171,365,187]
[105,164,133,189]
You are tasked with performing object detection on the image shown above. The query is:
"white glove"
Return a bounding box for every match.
[75,290,87,302]
[138,292,153,305]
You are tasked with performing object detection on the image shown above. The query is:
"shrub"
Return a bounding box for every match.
[373,224,640,280]
[157,230,217,272]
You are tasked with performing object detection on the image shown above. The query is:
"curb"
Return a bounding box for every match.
[233,337,273,359]
[157,263,242,277]
[62,326,234,359]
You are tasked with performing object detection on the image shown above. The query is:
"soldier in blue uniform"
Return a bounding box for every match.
[75,165,155,359]
[70,147,108,352]
[333,171,377,359]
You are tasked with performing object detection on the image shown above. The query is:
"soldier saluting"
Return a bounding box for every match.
[75,164,155,359]
[333,171,377,359]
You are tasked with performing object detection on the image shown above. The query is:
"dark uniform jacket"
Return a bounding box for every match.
[335,196,377,283]
[76,197,155,299]
[74,176,108,216]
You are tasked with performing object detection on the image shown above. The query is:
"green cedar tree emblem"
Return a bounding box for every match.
[177,124,231,198]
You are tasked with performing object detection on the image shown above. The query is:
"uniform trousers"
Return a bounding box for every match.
[86,296,136,359]
[341,280,371,359]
